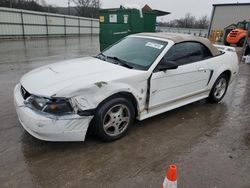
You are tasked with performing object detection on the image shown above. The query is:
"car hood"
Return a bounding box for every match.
[20,57,145,97]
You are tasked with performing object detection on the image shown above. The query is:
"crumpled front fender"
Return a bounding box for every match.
[63,81,148,114]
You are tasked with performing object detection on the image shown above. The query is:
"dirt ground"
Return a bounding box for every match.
[0,36,250,188]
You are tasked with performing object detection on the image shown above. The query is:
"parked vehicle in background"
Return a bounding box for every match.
[14,33,239,142]
[225,20,250,46]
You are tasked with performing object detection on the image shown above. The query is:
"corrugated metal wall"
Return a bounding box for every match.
[0,7,100,38]
[210,4,250,31]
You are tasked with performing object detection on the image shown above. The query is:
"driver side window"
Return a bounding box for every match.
[154,42,213,72]
[164,42,204,66]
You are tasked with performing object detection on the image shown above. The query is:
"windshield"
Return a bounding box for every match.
[237,21,247,30]
[100,37,168,70]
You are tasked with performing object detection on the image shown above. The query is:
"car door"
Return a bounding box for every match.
[149,42,213,109]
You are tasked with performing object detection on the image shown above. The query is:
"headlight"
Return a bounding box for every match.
[30,96,48,110]
[28,96,74,116]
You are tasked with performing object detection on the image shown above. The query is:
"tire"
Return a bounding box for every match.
[208,74,229,103]
[237,37,245,47]
[92,97,135,142]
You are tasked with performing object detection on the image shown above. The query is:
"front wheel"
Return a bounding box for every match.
[92,97,135,142]
[208,74,229,103]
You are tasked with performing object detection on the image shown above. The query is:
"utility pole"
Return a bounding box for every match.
[68,0,70,15]
[9,0,13,8]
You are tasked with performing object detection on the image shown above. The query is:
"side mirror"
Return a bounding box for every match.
[158,60,178,71]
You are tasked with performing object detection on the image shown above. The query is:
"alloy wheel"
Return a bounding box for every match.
[103,104,131,137]
[214,78,227,99]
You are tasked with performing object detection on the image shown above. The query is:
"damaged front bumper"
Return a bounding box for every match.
[14,84,93,142]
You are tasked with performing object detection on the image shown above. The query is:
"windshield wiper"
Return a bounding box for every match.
[106,56,134,69]
[96,53,134,69]
[95,53,107,61]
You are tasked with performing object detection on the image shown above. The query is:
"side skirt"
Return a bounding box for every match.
[138,90,210,121]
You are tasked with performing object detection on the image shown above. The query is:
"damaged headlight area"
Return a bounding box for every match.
[27,95,74,116]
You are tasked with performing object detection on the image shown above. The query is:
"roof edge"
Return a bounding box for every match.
[213,3,250,6]
[153,10,171,16]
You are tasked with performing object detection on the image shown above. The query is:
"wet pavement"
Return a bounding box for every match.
[0,36,250,188]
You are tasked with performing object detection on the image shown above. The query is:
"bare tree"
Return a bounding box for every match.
[73,0,101,18]
[178,13,196,28]
[160,13,209,29]
[0,0,45,11]
[195,15,210,29]
[0,0,14,7]
[91,0,101,9]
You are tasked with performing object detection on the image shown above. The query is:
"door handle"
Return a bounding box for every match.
[198,68,206,72]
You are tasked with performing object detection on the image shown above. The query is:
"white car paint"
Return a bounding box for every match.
[14,84,92,141]
[14,35,239,142]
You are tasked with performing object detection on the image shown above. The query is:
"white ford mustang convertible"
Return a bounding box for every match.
[14,33,239,142]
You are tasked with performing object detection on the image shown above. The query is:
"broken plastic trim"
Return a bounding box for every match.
[77,109,95,116]
[20,85,31,100]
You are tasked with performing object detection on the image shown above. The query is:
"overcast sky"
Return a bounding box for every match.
[44,0,250,21]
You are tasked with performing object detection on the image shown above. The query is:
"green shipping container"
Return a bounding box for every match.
[99,7,170,51]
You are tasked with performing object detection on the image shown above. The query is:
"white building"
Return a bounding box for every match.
[208,3,250,40]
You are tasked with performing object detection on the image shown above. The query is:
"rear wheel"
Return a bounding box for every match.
[208,74,229,103]
[92,97,135,142]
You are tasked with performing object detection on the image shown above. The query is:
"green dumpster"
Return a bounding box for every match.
[143,11,157,32]
[99,6,170,51]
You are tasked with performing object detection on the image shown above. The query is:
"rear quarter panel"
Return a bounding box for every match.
[207,50,239,89]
